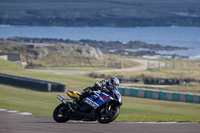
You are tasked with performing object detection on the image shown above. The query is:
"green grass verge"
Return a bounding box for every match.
[0,84,200,122]
[0,58,200,122]
[118,96,200,122]
[32,66,114,71]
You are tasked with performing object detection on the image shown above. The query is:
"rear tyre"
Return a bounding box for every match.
[53,103,71,123]
[97,106,120,124]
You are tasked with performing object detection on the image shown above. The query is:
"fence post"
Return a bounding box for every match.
[112,61,115,67]
[173,60,176,69]
[81,60,84,66]
[120,61,123,69]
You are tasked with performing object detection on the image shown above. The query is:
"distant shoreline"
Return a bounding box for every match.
[1,0,200,27]
[1,37,190,60]
[1,16,200,28]
[1,26,200,60]
[1,24,200,28]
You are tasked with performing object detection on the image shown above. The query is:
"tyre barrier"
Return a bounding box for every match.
[118,86,200,104]
[0,73,65,92]
[143,78,199,85]
[118,77,140,83]
[118,77,199,85]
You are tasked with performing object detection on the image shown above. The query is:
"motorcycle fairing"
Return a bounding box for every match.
[84,91,113,109]
[106,88,122,104]
[84,98,99,109]
[67,90,80,98]
[79,92,113,120]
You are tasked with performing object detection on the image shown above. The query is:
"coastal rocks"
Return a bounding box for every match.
[76,46,104,60]
[2,37,190,59]
[0,41,104,60]
[33,44,104,60]
[33,47,49,60]
[63,43,104,60]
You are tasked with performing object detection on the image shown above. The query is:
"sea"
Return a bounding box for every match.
[0,25,200,60]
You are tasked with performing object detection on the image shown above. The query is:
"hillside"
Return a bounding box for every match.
[0,41,104,68]
[3,37,190,59]
[0,58,24,71]
[0,41,137,69]
[0,0,200,27]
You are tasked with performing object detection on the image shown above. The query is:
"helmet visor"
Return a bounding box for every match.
[113,83,119,88]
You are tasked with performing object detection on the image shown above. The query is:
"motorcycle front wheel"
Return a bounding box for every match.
[97,106,120,124]
[53,103,71,123]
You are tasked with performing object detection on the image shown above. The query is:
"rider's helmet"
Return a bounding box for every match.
[108,76,119,89]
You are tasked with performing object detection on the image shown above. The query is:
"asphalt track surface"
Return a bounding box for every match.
[1,111,200,133]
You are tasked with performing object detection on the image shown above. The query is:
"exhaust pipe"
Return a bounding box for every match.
[57,94,74,112]
[57,94,68,104]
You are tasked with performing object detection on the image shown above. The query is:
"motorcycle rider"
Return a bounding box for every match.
[77,76,120,103]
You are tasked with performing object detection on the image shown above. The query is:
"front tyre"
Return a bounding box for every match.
[53,103,71,123]
[97,106,120,124]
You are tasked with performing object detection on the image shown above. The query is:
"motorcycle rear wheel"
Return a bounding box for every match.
[53,103,71,123]
[97,106,120,124]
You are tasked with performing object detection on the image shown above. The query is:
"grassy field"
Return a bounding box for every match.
[90,58,200,94]
[0,84,199,122]
[93,58,200,80]
[0,58,200,122]
[119,96,200,122]
[0,58,96,90]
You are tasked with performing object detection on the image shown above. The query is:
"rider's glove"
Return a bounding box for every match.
[102,87,109,92]
[93,82,102,91]
[82,87,92,93]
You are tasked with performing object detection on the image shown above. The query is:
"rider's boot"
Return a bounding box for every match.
[76,95,82,104]
[72,98,80,109]
[74,95,83,105]
[73,90,91,106]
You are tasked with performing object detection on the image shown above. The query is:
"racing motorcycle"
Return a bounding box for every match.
[53,87,122,124]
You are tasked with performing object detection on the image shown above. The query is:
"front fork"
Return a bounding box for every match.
[100,102,113,117]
